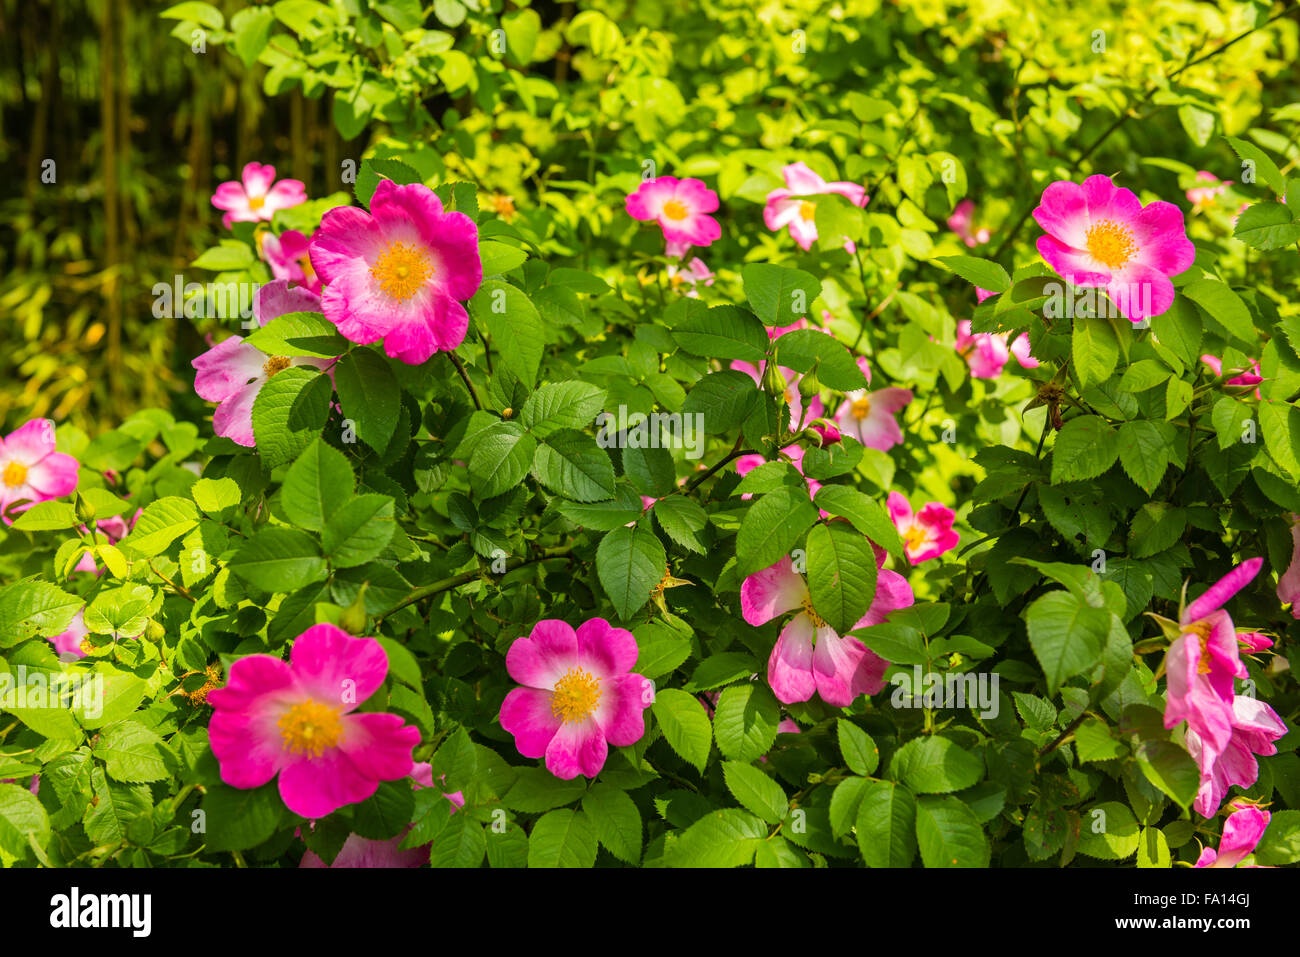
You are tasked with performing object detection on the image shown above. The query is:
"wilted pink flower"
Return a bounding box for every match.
[211,162,307,230]
[1033,174,1194,321]
[1196,801,1270,868]
[1186,695,1287,817]
[191,280,334,448]
[1187,171,1232,212]
[310,181,481,365]
[626,177,721,248]
[299,763,463,868]
[262,229,321,295]
[948,199,990,247]
[833,358,912,452]
[207,623,421,819]
[888,492,959,564]
[1279,518,1300,619]
[499,619,651,780]
[763,162,867,251]
[742,549,912,707]
[0,419,79,524]
[955,320,1038,379]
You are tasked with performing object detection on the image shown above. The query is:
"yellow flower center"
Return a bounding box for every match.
[662,199,689,221]
[550,667,602,724]
[371,240,434,303]
[249,196,265,212]
[800,596,826,629]
[490,194,516,220]
[2,461,27,488]
[298,255,316,280]
[799,200,817,221]
[904,526,927,551]
[1185,620,1214,675]
[278,698,344,758]
[851,396,872,420]
[1085,219,1137,270]
[262,355,292,378]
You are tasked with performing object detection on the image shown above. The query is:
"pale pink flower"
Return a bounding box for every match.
[948,199,990,247]
[763,162,867,251]
[0,419,79,524]
[833,358,912,452]
[955,320,1038,379]
[211,162,307,230]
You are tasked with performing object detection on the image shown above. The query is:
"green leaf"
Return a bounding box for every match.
[582,784,642,864]
[1024,590,1111,693]
[478,240,528,276]
[936,255,1011,293]
[429,814,487,867]
[681,370,760,434]
[672,305,769,362]
[890,736,983,794]
[322,494,396,567]
[244,311,347,358]
[1072,316,1120,389]
[1076,801,1139,860]
[231,7,274,68]
[1233,201,1300,250]
[805,523,878,634]
[0,582,81,646]
[0,782,51,861]
[520,381,607,438]
[741,263,821,326]
[191,476,243,518]
[190,241,254,271]
[430,726,478,793]
[735,486,819,578]
[855,781,916,867]
[118,496,199,559]
[469,422,537,499]
[281,439,355,531]
[712,683,781,763]
[11,500,78,532]
[722,761,788,824]
[334,350,400,453]
[773,329,869,392]
[160,2,224,29]
[813,485,904,562]
[527,809,598,868]
[837,720,879,776]
[1134,740,1199,811]
[915,795,990,867]
[1050,415,1119,483]
[94,721,172,783]
[229,526,327,593]
[652,496,708,554]
[631,618,692,680]
[651,688,712,773]
[472,281,544,390]
[251,366,332,469]
[533,430,616,502]
[202,783,284,852]
[501,768,586,813]
[1254,809,1300,865]
[1117,420,1171,494]
[1182,279,1255,343]
[595,525,666,620]
[665,809,767,867]
[1224,135,1287,196]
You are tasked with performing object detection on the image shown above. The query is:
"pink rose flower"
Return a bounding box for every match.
[742,549,913,707]
[763,162,867,252]
[888,492,959,564]
[1187,171,1232,212]
[191,280,334,448]
[1186,695,1287,818]
[1278,518,1300,619]
[954,320,1039,379]
[211,162,307,230]
[1200,354,1262,399]
[948,199,991,247]
[499,619,652,780]
[206,623,422,819]
[49,608,90,660]
[626,177,722,248]
[299,763,463,868]
[262,229,322,295]
[731,360,824,432]
[1032,174,1195,321]
[310,180,482,364]
[1196,801,1269,868]
[667,257,714,297]
[0,418,79,524]
[832,357,912,452]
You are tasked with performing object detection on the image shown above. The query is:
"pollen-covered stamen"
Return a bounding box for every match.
[2,461,27,488]
[662,199,689,221]
[550,667,602,724]
[800,595,827,629]
[851,396,872,420]
[262,355,292,378]
[904,525,927,551]
[298,255,316,281]
[278,698,344,757]
[1085,219,1138,270]
[249,196,265,212]
[799,201,817,221]
[1185,620,1214,675]
[371,240,435,304]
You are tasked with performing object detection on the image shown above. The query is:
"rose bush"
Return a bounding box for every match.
[2,0,1300,869]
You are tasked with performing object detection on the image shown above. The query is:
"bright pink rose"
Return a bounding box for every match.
[499,619,652,780]
[763,162,867,252]
[809,421,841,447]
[1237,631,1274,653]
[299,763,463,868]
[1186,695,1287,818]
[1196,801,1270,868]
[0,418,79,524]
[742,550,912,707]
[191,280,334,448]
[948,199,990,247]
[211,162,307,230]
[1278,518,1300,619]
[626,177,721,248]
[207,623,421,819]
[888,492,959,564]
[262,229,321,295]
[1187,171,1232,211]
[309,180,482,364]
[955,320,1038,379]
[833,358,912,452]
[1033,174,1195,321]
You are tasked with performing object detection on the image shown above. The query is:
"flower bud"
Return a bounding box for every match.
[74,493,96,527]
